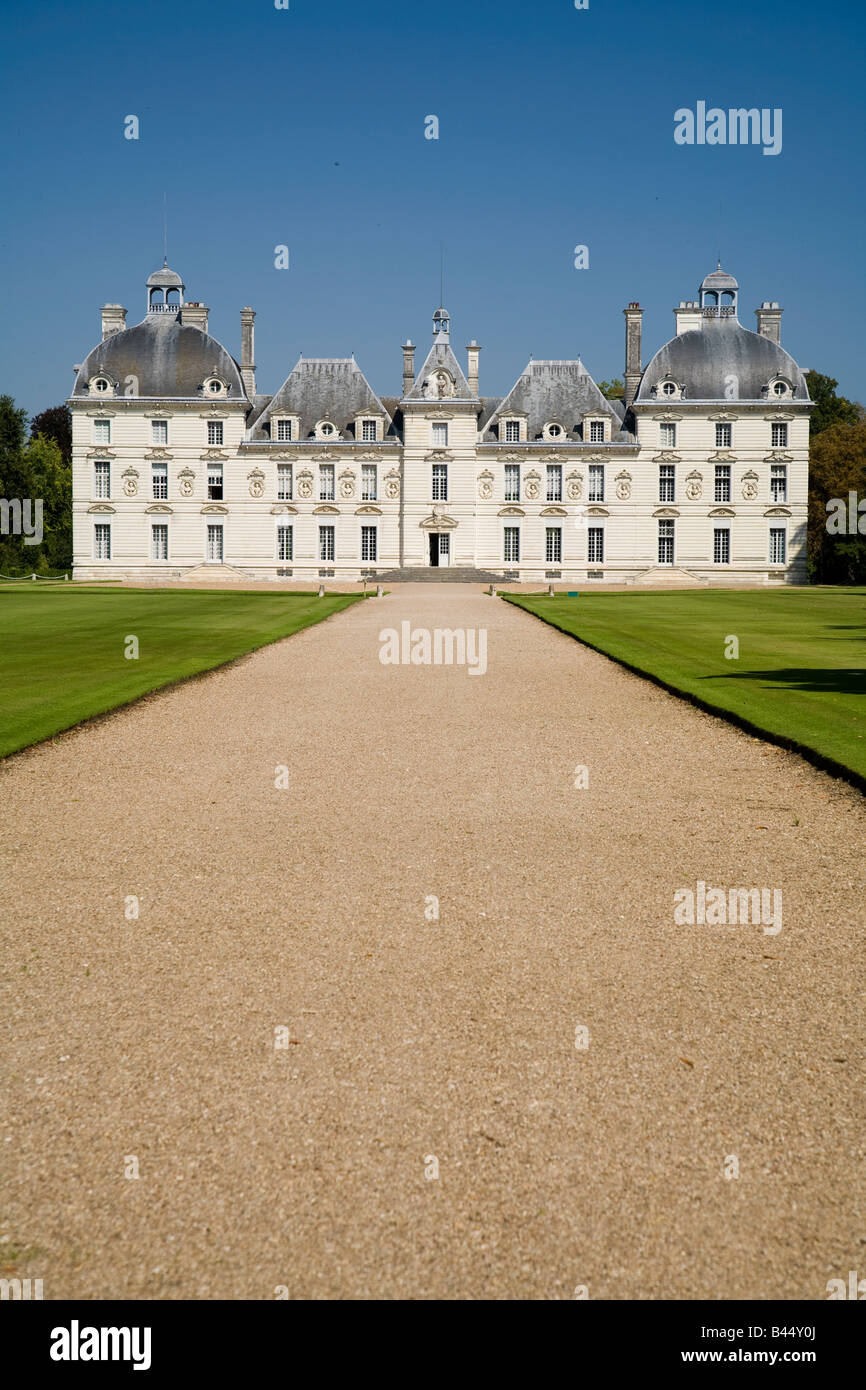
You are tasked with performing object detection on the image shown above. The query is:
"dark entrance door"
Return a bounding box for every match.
[429,533,439,566]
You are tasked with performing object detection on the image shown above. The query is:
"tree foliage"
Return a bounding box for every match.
[805,371,861,436]
[807,420,866,584]
[0,395,72,572]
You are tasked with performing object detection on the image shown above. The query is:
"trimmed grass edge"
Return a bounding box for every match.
[502,593,866,799]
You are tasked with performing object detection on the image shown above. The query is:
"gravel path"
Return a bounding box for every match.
[1,584,864,1300]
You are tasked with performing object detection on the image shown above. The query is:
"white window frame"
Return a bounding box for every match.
[659,464,675,503]
[276,524,293,562]
[94,522,111,560]
[769,526,787,565]
[151,419,168,446]
[93,418,111,445]
[151,461,168,500]
[546,464,562,502]
[771,422,788,448]
[277,463,292,501]
[715,422,732,448]
[361,464,378,502]
[319,524,335,562]
[660,422,677,448]
[361,418,378,442]
[588,464,605,503]
[504,419,521,443]
[151,522,169,561]
[276,418,294,442]
[770,463,787,503]
[503,525,520,563]
[432,463,448,501]
[713,526,731,565]
[504,463,520,503]
[431,421,449,448]
[93,460,111,499]
[588,419,606,443]
[319,464,335,502]
[587,526,604,565]
[545,526,562,564]
[714,464,731,503]
[658,518,675,565]
[206,523,224,562]
[207,464,224,500]
[207,420,224,447]
[361,524,378,563]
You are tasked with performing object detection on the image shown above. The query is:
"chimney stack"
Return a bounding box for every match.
[101,304,127,340]
[181,301,209,333]
[623,302,643,408]
[673,300,702,335]
[755,301,782,345]
[240,307,256,398]
[466,340,481,397]
[402,340,415,397]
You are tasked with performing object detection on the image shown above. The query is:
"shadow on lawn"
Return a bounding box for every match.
[704,667,866,696]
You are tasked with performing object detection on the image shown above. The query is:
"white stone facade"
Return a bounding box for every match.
[71,264,810,583]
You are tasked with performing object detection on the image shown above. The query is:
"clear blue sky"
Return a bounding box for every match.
[1,0,863,417]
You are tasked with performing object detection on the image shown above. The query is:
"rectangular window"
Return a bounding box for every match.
[769,527,787,564]
[715,422,732,448]
[208,421,224,447]
[432,463,448,501]
[151,461,168,499]
[588,464,605,502]
[277,525,293,561]
[319,525,335,562]
[545,527,562,563]
[713,527,730,564]
[319,464,335,501]
[770,463,787,502]
[207,464,223,500]
[276,419,293,442]
[206,524,223,562]
[503,526,520,563]
[714,464,731,503]
[151,419,168,445]
[93,460,111,498]
[93,419,110,444]
[504,463,520,502]
[151,523,168,560]
[361,419,378,442]
[587,527,604,564]
[361,464,377,501]
[277,464,292,501]
[589,420,605,443]
[431,422,448,448]
[546,464,562,502]
[660,422,676,448]
[658,518,675,565]
[361,525,377,562]
[771,422,788,448]
[659,464,675,502]
[505,420,520,442]
[94,522,111,559]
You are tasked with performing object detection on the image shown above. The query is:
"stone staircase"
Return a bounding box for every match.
[631,566,708,587]
[374,565,507,583]
[179,563,256,582]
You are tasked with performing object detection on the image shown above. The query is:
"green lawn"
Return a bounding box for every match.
[0,588,364,758]
[505,588,866,786]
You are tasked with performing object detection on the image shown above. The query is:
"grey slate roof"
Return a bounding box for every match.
[71,314,246,400]
[484,360,622,440]
[248,358,392,440]
[700,265,739,292]
[636,317,809,402]
[405,340,474,400]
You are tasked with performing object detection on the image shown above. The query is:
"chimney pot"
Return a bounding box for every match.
[100,303,127,340]
[623,303,643,408]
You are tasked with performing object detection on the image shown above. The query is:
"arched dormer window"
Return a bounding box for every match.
[543,422,565,441]
[90,374,115,396]
[658,380,682,399]
[315,420,338,440]
[202,376,229,397]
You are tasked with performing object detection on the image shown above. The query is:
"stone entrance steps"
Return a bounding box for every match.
[375,566,507,583]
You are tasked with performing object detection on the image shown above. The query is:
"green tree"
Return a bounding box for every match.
[30,404,71,466]
[597,378,624,400]
[805,371,861,436]
[25,433,72,568]
[807,420,866,583]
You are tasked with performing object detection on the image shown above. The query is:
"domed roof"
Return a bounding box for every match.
[146,260,185,290]
[700,263,739,293]
[71,314,245,400]
[636,317,809,402]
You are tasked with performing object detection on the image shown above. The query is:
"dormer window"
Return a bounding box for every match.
[89,374,115,396]
[587,419,606,443]
[203,377,227,396]
[661,381,678,397]
[95,378,109,393]
[276,419,293,442]
[772,380,789,397]
[544,422,564,441]
[503,419,521,443]
[315,420,337,439]
[361,419,378,442]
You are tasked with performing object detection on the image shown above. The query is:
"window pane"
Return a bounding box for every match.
[715,423,732,448]
[152,462,167,499]
[660,423,676,448]
[361,525,377,562]
[587,527,604,563]
[545,527,562,563]
[277,464,292,500]
[151,524,168,559]
[503,526,520,562]
[319,464,335,501]
[361,464,377,501]
[588,465,604,502]
[714,465,731,502]
[546,465,562,501]
[589,420,605,442]
[432,422,448,447]
[277,525,293,561]
[659,465,675,502]
[504,464,520,502]
[713,528,730,564]
[432,464,448,500]
[94,461,110,498]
